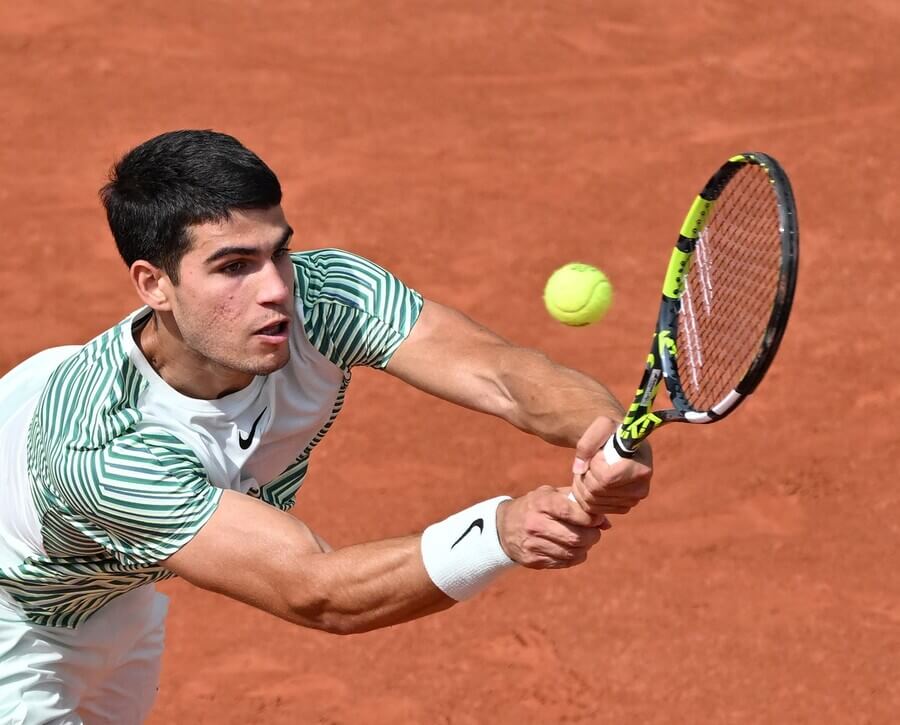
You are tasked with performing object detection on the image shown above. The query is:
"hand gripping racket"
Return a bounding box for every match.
[600,151,799,465]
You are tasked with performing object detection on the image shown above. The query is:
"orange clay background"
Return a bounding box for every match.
[1,2,898,723]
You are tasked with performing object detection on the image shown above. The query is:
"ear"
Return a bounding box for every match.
[130,260,173,312]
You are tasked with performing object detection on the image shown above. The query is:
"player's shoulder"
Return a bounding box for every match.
[35,312,147,444]
[291,247,386,280]
[291,248,397,309]
[44,314,138,392]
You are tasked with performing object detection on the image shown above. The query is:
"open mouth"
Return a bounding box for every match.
[255,320,290,338]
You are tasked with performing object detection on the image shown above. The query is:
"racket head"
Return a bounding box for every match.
[661,152,799,422]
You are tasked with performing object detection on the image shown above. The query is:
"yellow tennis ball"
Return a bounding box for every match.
[543,263,613,326]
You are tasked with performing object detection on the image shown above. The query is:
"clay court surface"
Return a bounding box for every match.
[1,2,898,722]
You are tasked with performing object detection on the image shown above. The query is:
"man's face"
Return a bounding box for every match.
[164,205,295,377]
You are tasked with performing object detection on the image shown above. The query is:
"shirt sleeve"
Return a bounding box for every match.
[54,429,222,567]
[292,249,424,370]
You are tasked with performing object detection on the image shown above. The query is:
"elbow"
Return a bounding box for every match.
[300,613,371,637]
[285,591,369,636]
[491,350,558,431]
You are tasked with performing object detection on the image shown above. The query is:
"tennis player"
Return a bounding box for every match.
[0,130,652,724]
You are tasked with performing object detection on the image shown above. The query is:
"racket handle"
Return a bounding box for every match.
[602,433,626,464]
[567,433,636,502]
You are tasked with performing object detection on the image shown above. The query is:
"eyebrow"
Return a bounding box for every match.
[203,225,294,265]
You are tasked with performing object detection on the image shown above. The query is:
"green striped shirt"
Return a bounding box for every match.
[0,249,423,627]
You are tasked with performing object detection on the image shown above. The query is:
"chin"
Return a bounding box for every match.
[254,349,291,375]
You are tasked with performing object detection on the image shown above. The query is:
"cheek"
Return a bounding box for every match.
[211,294,242,322]
[173,286,243,332]
[204,299,249,341]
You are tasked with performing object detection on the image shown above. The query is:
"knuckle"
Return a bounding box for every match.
[523,514,544,537]
[588,472,614,491]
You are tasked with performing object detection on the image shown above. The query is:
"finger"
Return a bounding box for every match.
[579,484,645,512]
[520,535,596,565]
[584,494,645,508]
[595,478,651,504]
[570,476,619,520]
[561,484,613,529]
[520,548,589,570]
[590,504,634,515]
[530,518,603,550]
[573,417,617,474]
[538,481,594,526]
[581,465,651,499]
[586,443,654,491]
[550,548,589,569]
[567,476,597,518]
[579,468,615,499]
[544,487,607,528]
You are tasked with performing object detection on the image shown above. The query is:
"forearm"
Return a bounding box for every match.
[165,492,452,634]
[493,347,624,447]
[166,491,516,636]
[286,536,454,634]
[296,495,516,633]
[386,300,623,448]
[167,487,606,636]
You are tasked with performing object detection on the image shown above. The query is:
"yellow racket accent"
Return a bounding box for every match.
[621,412,663,441]
[663,248,693,299]
[658,329,677,357]
[679,196,714,239]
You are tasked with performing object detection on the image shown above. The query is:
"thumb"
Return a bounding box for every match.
[573,416,617,474]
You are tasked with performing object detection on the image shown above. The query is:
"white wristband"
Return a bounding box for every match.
[420,495,516,601]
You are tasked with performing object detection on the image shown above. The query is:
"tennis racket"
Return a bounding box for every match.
[600,151,799,464]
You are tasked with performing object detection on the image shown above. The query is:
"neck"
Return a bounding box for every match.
[135,312,254,400]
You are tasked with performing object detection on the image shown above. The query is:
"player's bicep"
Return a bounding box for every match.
[385,299,517,418]
[162,490,330,624]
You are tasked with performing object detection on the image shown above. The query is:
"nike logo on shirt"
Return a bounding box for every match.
[239,407,268,450]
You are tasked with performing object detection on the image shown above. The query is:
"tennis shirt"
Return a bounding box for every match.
[0,249,423,629]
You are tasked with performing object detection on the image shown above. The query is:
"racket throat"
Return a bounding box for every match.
[638,369,663,407]
[617,409,663,452]
[610,430,639,458]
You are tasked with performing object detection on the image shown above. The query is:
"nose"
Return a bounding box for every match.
[257,259,291,307]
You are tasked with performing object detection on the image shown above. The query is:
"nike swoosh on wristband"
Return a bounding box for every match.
[450,518,484,549]
[238,407,268,450]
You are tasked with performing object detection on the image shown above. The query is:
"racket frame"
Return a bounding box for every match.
[610,152,798,458]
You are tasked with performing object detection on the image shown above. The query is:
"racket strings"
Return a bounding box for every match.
[677,164,783,411]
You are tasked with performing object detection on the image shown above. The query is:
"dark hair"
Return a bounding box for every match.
[100,130,282,283]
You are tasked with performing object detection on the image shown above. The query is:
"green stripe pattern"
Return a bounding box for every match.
[293,248,423,370]
[0,248,422,627]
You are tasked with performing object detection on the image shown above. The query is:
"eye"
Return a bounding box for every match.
[221,261,246,275]
[273,246,291,260]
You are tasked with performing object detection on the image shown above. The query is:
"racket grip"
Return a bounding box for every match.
[602,433,625,465]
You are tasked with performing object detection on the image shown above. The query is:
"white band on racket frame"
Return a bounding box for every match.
[420,495,516,601]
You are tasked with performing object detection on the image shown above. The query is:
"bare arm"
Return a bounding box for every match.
[164,490,452,635]
[163,487,604,635]
[386,299,652,516]
[386,299,624,447]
